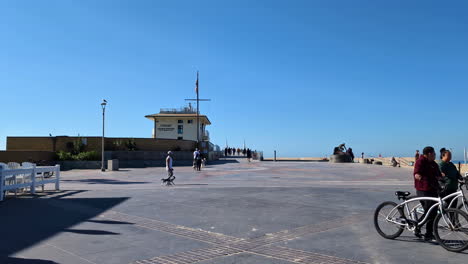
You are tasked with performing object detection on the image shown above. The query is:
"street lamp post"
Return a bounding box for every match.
[101,99,107,172]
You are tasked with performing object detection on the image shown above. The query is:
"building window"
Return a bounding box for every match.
[177,137,183,140]
[188,120,193,124]
[178,125,183,134]
[178,120,183,123]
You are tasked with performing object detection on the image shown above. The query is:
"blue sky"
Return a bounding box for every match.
[1,0,468,159]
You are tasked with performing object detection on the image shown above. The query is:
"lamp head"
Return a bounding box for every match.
[101,99,107,108]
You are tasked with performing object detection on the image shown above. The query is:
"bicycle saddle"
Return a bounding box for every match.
[395,191,411,199]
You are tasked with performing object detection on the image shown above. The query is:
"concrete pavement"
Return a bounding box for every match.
[1,159,465,264]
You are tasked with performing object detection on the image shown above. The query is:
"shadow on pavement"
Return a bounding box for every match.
[61,179,150,185]
[0,196,129,261]
[0,257,59,264]
[63,228,120,235]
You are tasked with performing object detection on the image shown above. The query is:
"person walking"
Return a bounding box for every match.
[438,149,463,209]
[193,148,200,170]
[246,148,252,162]
[164,151,175,185]
[196,152,202,171]
[413,146,442,241]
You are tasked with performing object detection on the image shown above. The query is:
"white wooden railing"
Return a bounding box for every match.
[0,165,60,201]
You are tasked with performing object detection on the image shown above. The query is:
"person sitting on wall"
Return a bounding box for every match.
[391,157,400,167]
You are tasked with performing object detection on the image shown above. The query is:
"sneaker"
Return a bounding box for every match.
[414,228,423,239]
[424,234,436,242]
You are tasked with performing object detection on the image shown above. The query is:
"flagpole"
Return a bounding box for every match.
[196,71,199,144]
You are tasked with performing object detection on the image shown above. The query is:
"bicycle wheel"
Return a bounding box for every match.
[434,208,468,252]
[374,201,405,239]
[457,202,468,214]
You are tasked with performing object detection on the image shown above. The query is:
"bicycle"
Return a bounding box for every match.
[374,185,468,252]
[410,176,468,219]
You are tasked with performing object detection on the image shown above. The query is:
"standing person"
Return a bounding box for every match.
[243,148,246,156]
[237,148,241,156]
[193,148,200,170]
[196,152,202,171]
[415,150,420,163]
[346,148,355,162]
[224,147,228,157]
[361,152,364,159]
[163,151,175,185]
[438,149,462,209]
[246,148,252,162]
[413,146,442,241]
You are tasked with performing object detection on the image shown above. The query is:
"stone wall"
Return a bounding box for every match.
[7,137,197,152]
[0,151,56,163]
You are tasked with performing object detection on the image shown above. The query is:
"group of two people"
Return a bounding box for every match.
[193,148,203,171]
[413,146,463,241]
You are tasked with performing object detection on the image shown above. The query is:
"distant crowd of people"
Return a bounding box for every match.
[224,147,255,162]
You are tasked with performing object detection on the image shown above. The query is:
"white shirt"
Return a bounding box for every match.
[193,150,200,159]
[166,156,173,171]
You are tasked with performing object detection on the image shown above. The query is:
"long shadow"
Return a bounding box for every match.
[61,179,150,185]
[62,228,120,235]
[0,196,129,261]
[0,257,59,264]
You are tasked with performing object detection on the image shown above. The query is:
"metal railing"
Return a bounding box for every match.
[160,107,196,114]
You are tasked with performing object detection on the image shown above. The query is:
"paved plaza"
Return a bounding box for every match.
[1,159,466,264]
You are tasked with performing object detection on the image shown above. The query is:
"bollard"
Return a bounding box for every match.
[55,165,60,190]
[31,165,36,194]
[274,150,277,162]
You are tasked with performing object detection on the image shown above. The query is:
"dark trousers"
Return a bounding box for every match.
[196,159,202,171]
[416,190,438,236]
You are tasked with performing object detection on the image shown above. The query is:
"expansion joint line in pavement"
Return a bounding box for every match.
[98,211,369,264]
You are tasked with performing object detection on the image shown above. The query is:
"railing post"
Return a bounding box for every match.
[55,165,60,190]
[0,169,4,202]
[31,165,36,194]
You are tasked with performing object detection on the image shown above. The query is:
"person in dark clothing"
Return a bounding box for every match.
[246,149,252,162]
[391,157,400,167]
[415,150,420,163]
[196,153,202,171]
[438,149,462,208]
[413,146,442,241]
[346,148,355,162]
[224,147,228,157]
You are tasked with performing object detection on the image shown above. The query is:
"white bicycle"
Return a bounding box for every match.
[374,179,468,252]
